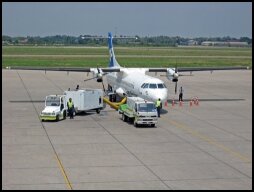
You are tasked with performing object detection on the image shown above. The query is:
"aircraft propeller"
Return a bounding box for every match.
[174,65,178,94]
[83,66,107,93]
[175,80,178,94]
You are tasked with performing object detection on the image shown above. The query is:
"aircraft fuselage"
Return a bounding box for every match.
[106,68,168,103]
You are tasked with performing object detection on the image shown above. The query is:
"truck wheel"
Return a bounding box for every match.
[56,115,59,122]
[151,124,155,127]
[134,121,139,127]
[96,109,101,114]
[122,114,127,122]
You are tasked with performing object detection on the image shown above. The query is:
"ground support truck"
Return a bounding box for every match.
[40,89,104,121]
[40,95,67,121]
[64,89,104,114]
[118,97,158,127]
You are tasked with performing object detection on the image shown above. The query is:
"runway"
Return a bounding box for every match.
[2,69,252,189]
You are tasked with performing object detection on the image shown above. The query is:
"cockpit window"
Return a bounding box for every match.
[143,83,149,89]
[157,83,167,88]
[149,84,157,89]
[141,83,146,88]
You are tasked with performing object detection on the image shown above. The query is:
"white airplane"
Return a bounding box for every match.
[7,32,248,104]
[104,32,167,103]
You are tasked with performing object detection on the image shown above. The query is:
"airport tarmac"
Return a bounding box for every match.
[2,69,252,190]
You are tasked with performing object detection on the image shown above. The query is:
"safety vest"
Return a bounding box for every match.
[156,100,161,107]
[67,101,74,108]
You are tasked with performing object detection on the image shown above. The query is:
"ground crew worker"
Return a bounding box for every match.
[156,98,162,118]
[179,86,183,102]
[67,98,74,119]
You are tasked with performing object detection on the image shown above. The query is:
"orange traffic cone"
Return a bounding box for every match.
[165,100,168,107]
[179,101,183,107]
[172,99,175,107]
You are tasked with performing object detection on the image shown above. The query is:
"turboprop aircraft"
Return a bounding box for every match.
[7,32,248,104]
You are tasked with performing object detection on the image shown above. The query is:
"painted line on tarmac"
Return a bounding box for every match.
[161,116,251,163]
[16,71,73,190]
[55,154,73,190]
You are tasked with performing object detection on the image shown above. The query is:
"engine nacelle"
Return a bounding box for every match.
[166,68,178,82]
[96,73,103,82]
[91,68,104,82]
[115,87,126,97]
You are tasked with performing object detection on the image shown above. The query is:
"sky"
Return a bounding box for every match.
[2,2,252,38]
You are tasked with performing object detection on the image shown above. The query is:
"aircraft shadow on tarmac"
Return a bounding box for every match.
[167,98,245,103]
[9,100,45,103]
[8,98,245,117]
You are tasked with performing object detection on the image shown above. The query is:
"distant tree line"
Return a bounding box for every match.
[2,35,252,47]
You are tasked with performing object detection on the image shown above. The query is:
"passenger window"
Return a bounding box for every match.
[149,84,157,89]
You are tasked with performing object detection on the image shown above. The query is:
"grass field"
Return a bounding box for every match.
[2,46,252,68]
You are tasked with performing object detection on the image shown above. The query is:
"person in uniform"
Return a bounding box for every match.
[67,98,74,119]
[179,86,183,102]
[156,98,162,118]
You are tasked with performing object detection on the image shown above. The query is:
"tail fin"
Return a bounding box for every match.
[108,32,120,68]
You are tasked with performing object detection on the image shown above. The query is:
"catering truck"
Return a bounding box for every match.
[40,89,104,121]
[63,89,104,114]
[118,97,158,127]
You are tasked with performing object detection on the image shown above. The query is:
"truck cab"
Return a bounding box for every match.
[133,101,158,127]
[40,95,67,121]
[119,97,158,127]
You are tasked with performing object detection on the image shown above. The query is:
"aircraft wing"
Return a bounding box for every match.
[7,66,249,73]
[6,66,121,73]
[176,66,249,72]
[148,66,249,72]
